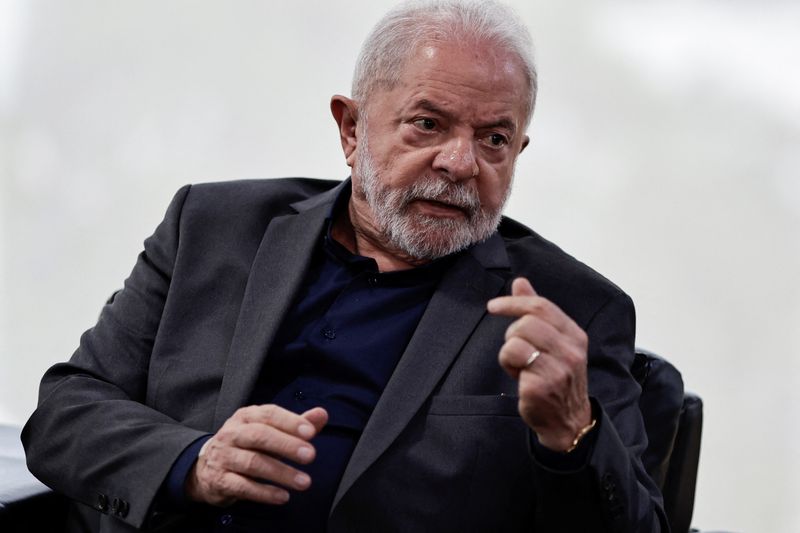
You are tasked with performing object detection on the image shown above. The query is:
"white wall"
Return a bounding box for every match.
[1,1,798,531]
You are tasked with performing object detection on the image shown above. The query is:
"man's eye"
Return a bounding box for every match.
[488,133,508,147]
[414,118,437,130]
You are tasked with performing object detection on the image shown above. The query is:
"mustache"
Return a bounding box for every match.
[400,177,481,215]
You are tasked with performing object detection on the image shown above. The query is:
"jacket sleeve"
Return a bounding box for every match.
[21,184,208,530]
[529,290,671,533]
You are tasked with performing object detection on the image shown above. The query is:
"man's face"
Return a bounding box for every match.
[350,40,530,260]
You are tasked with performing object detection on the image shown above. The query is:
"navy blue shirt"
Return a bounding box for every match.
[163,187,450,532]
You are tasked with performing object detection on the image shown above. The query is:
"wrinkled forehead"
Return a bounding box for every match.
[366,37,533,122]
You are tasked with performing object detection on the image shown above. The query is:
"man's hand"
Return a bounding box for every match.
[488,278,592,452]
[186,405,328,506]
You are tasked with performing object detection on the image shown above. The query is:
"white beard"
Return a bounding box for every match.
[354,134,511,260]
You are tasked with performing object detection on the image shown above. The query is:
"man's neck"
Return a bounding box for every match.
[329,199,431,273]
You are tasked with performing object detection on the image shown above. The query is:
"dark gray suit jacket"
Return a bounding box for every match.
[23,178,668,532]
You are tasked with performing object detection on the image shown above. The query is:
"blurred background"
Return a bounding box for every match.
[1,0,797,530]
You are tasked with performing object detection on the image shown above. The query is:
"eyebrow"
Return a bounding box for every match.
[412,99,517,135]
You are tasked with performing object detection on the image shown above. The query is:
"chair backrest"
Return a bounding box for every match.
[633,348,703,533]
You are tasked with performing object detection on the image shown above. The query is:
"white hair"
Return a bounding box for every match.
[352,0,538,127]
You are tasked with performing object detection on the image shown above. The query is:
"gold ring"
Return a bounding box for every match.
[525,350,541,367]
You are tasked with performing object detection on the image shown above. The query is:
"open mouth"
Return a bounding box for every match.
[411,198,470,218]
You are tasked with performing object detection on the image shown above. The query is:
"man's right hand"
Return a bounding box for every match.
[186,405,329,506]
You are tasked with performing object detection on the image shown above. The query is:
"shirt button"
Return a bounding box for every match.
[322,327,336,340]
[294,390,306,401]
[220,514,233,526]
[367,275,378,286]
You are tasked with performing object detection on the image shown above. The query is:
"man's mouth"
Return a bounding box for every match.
[411,198,471,218]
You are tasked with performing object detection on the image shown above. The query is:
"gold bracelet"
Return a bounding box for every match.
[565,418,597,453]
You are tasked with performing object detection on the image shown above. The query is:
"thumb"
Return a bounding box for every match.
[511,277,537,297]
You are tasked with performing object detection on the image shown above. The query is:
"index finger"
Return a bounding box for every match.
[487,277,540,317]
[234,404,325,440]
[487,294,544,318]
[488,295,580,338]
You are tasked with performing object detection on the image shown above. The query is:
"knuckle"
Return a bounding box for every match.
[550,362,566,381]
[528,298,545,315]
[259,459,280,481]
[504,322,517,341]
[252,426,296,459]
[233,405,253,421]
[215,426,237,445]
[208,442,235,469]
[552,365,571,387]
[564,346,586,368]
[498,341,514,362]
[248,425,275,450]
[519,314,537,330]
[274,436,299,458]
[262,404,278,424]
[215,473,236,495]
[506,316,533,342]
[252,455,281,481]
[242,452,260,474]
[519,379,537,399]
[204,447,223,468]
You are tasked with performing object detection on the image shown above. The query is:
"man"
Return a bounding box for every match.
[23,1,668,531]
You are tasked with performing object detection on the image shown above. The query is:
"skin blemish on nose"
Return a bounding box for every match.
[450,148,474,166]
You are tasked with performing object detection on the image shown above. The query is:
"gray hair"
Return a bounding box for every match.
[351,0,538,128]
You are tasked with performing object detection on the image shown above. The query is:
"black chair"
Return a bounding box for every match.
[2,349,719,532]
[633,348,704,533]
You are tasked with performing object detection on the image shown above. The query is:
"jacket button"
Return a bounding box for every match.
[110,498,120,514]
[118,499,130,518]
[95,494,109,512]
[220,513,234,526]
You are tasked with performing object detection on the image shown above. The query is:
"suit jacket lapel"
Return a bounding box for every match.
[332,233,511,510]
[212,183,344,429]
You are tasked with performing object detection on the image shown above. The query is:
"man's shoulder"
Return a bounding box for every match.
[175,177,342,221]
[496,216,629,311]
[156,178,342,243]
[186,177,342,205]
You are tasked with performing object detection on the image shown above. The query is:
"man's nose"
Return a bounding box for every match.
[433,136,479,181]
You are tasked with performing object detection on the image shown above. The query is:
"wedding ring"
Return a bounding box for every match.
[525,350,541,368]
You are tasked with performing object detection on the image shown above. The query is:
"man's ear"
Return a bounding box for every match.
[331,95,360,167]
[519,135,530,154]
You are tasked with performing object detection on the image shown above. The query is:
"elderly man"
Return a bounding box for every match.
[23,1,667,532]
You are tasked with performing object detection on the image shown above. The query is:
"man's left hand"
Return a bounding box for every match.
[488,277,593,452]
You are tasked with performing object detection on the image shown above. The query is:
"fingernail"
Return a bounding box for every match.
[295,472,311,488]
[276,490,290,503]
[297,446,313,461]
[298,423,314,438]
